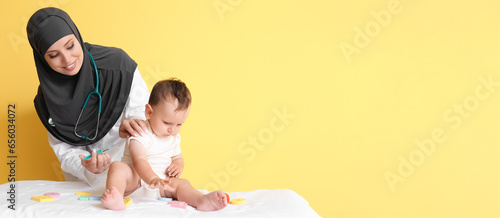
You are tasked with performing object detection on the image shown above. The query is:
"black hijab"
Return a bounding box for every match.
[27,7,136,146]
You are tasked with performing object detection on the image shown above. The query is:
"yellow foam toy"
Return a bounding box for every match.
[124,196,132,208]
[31,195,54,202]
[230,198,246,205]
[75,191,91,196]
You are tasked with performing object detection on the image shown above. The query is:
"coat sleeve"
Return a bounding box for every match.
[48,133,99,186]
[124,68,149,120]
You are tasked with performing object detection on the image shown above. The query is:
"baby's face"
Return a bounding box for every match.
[146,97,190,138]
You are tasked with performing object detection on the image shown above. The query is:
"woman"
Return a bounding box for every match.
[27,7,148,186]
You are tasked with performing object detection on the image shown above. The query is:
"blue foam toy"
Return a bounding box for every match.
[79,196,101,201]
[158,197,173,202]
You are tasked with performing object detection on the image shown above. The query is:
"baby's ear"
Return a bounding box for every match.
[145,104,153,119]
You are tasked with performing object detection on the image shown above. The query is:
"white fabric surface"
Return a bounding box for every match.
[0,180,321,218]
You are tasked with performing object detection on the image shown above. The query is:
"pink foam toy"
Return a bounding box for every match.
[44,192,60,199]
[167,201,187,209]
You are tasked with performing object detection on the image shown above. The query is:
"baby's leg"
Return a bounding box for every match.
[101,161,140,211]
[166,178,227,211]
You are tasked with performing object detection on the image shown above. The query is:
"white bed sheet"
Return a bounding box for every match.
[1,180,321,218]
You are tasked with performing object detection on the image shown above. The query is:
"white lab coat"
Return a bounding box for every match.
[47,68,149,187]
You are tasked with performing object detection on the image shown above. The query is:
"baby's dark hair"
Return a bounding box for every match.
[148,78,191,111]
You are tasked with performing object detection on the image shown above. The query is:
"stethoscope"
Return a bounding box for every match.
[48,51,101,141]
[74,51,102,140]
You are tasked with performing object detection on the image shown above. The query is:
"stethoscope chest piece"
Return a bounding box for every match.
[48,117,55,127]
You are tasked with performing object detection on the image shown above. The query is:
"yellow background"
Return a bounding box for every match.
[1,0,500,217]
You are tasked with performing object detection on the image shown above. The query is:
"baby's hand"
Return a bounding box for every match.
[166,163,183,178]
[149,177,172,190]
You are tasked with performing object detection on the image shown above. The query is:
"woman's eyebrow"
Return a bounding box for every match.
[64,39,74,46]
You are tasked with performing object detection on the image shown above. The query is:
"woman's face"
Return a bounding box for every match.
[44,34,84,76]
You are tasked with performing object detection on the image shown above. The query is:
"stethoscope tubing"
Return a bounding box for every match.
[73,51,102,140]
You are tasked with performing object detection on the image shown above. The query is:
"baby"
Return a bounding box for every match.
[101,78,228,211]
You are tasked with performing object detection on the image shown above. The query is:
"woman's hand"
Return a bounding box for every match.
[78,149,111,174]
[119,118,147,138]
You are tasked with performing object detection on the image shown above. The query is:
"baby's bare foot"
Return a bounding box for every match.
[196,190,228,211]
[101,187,126,211]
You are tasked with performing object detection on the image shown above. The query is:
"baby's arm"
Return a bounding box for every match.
[129,139,170,188]
[167,154,184,178]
